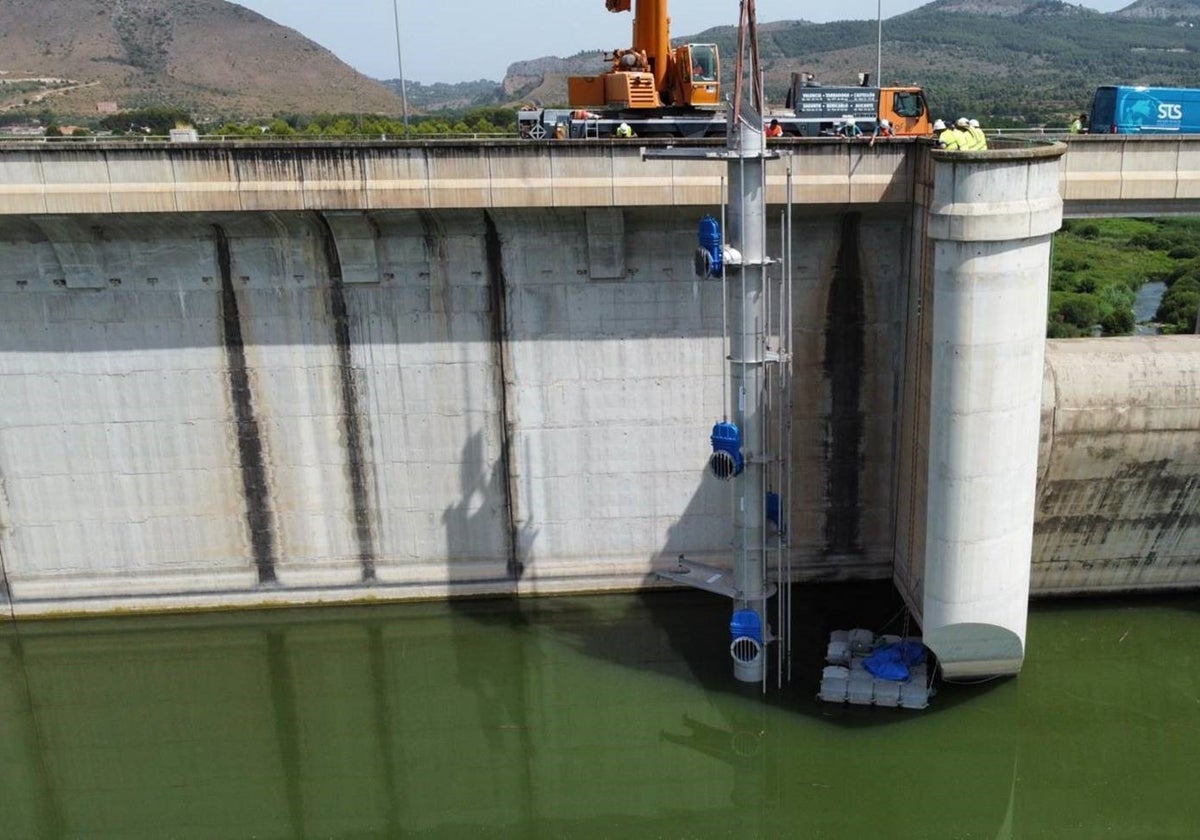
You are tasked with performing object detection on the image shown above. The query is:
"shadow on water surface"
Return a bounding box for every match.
[443,576,1010,727]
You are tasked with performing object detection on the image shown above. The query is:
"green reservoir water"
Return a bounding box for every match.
[2,583,1198,839]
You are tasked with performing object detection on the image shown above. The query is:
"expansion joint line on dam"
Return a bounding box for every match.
[484,210,522,581]
[215,224,278,585]
[0,531,11,610]
[315,211,379,583]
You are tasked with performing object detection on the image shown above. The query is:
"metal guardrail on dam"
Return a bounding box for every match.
[2,135,1200,215]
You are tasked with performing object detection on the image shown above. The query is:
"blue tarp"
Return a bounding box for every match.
[863,641,927,682]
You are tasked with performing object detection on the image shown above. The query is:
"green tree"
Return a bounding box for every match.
[100,107,193,135]
[1052,294,1100,331]
[1156,277,1200,333]
[1047,321,1087,339]
[266,118,295,136]
[1100,307,1135,336]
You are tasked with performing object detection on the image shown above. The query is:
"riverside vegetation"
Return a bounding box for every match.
[1051,217,1200,337]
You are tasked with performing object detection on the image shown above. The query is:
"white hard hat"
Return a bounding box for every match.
[846,115,856,124]
[955,117,969,128]
[879,119,891,129]
[969,118,980,128]
[933,119,946,131]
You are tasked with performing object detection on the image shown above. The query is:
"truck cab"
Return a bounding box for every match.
[785,74,930,137]
[880,87,930,136]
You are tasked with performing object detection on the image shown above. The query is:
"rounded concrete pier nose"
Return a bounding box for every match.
[928,142,1067,242]
[924,623,1025,681]
[921,141,1066,678]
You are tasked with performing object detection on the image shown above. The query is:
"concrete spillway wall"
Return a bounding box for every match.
[1035,337,1200,593]
[0,206,909,615]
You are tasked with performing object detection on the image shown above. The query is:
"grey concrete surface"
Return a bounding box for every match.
[0,139,1197,621]
[1035,337,1200,594]
[919,144,1065,677]
[0,206,907,615]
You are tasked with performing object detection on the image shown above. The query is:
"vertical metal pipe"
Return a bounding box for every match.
[876,0,883,86]
[776,209,786,690]
[392,0,410,134]
[785,160,794,684]
[721,178,729,419]
[728,114,768,683]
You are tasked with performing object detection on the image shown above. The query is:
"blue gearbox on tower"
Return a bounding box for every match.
[709,420,744,480]
[694,215,723,278]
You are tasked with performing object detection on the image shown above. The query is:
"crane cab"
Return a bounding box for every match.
[673,43,720,107]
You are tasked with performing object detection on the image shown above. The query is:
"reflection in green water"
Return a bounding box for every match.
[1,585,1198,838]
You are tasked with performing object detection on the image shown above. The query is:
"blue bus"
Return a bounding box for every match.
[1088,85,1200,134]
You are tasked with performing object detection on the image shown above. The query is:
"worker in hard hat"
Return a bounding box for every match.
[934,118,960,150]
[836,115,862,139]
[944,117,972,151]
[967,118,988,150]
[869,118,894,147]
[615,122,634,138]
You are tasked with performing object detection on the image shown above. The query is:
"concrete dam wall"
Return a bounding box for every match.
[1035,338,1200,593]
[0,201,1197,617]
[0,206,911,615]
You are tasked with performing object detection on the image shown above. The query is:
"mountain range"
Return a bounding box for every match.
[0,0,398,119]
[2,0,1199,124]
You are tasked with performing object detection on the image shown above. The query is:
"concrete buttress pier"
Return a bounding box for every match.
[917,144,1067,678]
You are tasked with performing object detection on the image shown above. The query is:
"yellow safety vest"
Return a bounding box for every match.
[969,126,987,150]
[938,128,961,150]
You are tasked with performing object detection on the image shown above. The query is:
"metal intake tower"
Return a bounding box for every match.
[653,0,792,689]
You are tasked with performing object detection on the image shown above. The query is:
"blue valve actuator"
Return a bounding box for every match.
[730,609,763,644]
[695,215,723,278]
[709,420,743,480]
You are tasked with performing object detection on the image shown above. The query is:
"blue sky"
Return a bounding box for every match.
[230,1,1137,84]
